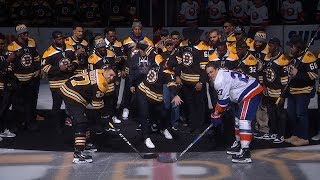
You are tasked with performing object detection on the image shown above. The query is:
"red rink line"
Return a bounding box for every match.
[152,152,174,180]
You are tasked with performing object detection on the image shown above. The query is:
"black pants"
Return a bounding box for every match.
[64,99,88,152]
[50,88,65,130]
[137,90,169,139]
[266,97,287,137]
[12,78,39,129]
[181,84,206,132]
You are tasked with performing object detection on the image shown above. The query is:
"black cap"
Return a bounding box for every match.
[52,31,63,39]
[234,26,245,34]
[160,29,169,37]
[236,40,248,48]
[269,37,281,46]
[286,34,305,46]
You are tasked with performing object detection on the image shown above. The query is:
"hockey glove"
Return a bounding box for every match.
[211,113,222,127]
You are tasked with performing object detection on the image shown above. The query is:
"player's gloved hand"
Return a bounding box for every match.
[211,113,222,127]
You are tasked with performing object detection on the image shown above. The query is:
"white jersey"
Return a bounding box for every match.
[248,4,268,27]
[281,0,302,22]
[207,0,226,20]
[214,69,261,105]
[229,0,251,18]
[179,1,199,21]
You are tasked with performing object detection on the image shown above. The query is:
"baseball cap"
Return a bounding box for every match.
[234,26,245,34]
[269,37,281,46]
[286,34,304,46]
[52,31,63,39]
[160,29,169,37]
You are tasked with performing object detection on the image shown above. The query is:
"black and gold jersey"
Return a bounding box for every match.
[122,36,154,55]
[138,62,178,103]
[228,37,254,54]
[60,69,110,109]
[106,39,126,71]
[248,42,269,84]
[54,0,76,23]
[65,36,89,74]
[226,33,236,53]
[288,51,318,95]
[237,52,258,78]
[42,44,78,89]
[208,50,238,70]
[263,52,289,98]
[0,52,7,91]
[176,40,208,85]
[79,2,101,23]
[32,0,52,20]
[7,38,40,82]
[88,50,116,94]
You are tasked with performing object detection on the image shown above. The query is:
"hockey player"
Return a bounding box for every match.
[0,33,16,138]
[8,24,41,131]
[206,61,263,163]
[285,35,318,146]
[208,41,239,70]
[42,31,78,133]
[258,38,289,143]
[235,40,258,78]
[232,26,254,53]
[176,28,208,134]
[60,67,116,163]
[136,54,182,148]
[88,36,121,128]
[65,25,89,74]
[223,20,236,53]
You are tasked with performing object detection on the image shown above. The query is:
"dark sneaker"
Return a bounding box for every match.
[273,135,284,144]
[232,148,252,163]
[84,143,97,153]
[261,133,276,140]
[136,124,142,131]
[226,141,241,155]
[73,151,93,164]
[171,126,178,131]
[254,132,267,139]
[151,124,158,132]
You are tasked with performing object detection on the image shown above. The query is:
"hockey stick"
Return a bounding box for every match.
[157,123,214,163]
[276,25,320,105]
[109,122,158,159]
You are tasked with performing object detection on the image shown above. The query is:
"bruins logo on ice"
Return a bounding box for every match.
[265,67,275,82]
[20,53,33,67]
[182,52,193,66]
[146,69,158,84]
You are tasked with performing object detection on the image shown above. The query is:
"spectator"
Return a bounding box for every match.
[0,0,10,26]
[79,0,102,27]
[280,0,304,24]
[207,0,226,26]
[10,0,32,25]
[31,0,53,26]
[247,0,268,38]
[178,0,200,27]
[54,0,77,26]
[228,0,252,24]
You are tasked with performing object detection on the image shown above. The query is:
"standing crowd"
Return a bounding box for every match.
[0,19,319,164]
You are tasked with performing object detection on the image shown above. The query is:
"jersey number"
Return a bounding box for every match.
[71,74,90,86]
[230,71,249,83]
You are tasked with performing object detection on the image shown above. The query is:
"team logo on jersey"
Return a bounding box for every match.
[257,59,263,71]
[20,53,33,67]
[86,11,94,19]
[209,7,219,16]
[37,8,45,17]
[182,52,193,66]
[287,8,294,16]
[189,8,195,16]
[61,7,69,15]
[265,67,275,82]
[234,5,242,14]
[146,69,158,84]
[59,57,71,66]
[252,12,259,20]
[113,5,120,13]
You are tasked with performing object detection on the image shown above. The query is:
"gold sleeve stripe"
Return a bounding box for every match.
[14,73,35,82]
[167,82,177,87]
[49,79,68,89]
[42,64,52,73]
[0,83,4,90]
[91,100,104,109]
[289,86,314,94]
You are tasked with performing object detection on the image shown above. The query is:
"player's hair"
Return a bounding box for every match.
[104,27,116,36]
[216,41,227,48]
[170,31,180,36]
[72,24,83,30]
[208,29,221,36]
[206,61,220,70]
[0,33,5,40]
